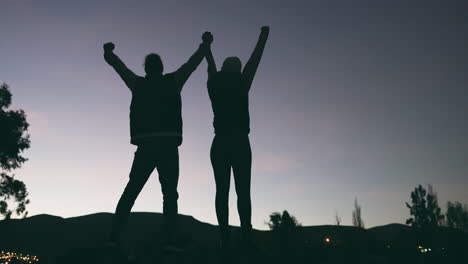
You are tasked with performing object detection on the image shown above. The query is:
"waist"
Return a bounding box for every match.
[214,133,249,139]
[131,133,182,146]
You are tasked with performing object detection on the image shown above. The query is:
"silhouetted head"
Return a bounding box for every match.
[144,53,163,77]
[221,57,242,73]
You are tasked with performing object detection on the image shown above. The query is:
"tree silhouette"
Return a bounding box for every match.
[335,211,341,226]
[426,184,444,226]
[445,201,468,232]
[406,184,444,230]
[0,83,30,220]
[352,197,364,228]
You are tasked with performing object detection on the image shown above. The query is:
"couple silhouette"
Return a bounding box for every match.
[103,26,270,252]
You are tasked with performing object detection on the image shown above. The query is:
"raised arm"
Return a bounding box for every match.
[173,32,213,91]
[242,26,270,90]
[103,42,139,91]
[204,34,217,79]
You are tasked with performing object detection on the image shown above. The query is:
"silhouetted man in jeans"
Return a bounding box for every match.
[205,26,269,249]
[103,32,212,250]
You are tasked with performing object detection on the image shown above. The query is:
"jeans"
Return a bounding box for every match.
[110,143,179,243]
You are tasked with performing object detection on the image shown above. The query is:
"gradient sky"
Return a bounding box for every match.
[1,0,467,229]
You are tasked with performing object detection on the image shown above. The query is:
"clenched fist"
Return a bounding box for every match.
[202,32,213,45]
[103,42,115,52]
[261,26,270,33]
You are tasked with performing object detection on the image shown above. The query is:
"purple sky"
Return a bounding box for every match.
[1,0,467,229]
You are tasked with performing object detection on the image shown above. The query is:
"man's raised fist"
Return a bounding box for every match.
[103,42,115,52]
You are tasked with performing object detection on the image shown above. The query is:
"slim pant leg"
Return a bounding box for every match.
[232,136,252,236]
[155,146,180,242]
[210,136,232,242]
[110,146,156,243]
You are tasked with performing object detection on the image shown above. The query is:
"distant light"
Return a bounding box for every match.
[325,237,331,243]
[418,245,423,249]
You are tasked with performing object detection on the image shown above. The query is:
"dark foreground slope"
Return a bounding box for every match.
[0,213,225,257]
[1,213,467,264]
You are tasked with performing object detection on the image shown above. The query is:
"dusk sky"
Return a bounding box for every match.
[1,0,467,229]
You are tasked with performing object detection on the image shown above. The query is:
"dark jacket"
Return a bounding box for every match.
[104,44,206,146]
[129,75,182,145]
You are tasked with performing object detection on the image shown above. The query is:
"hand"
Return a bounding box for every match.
[261,26,270,33]
[202,32,213,45]
[103,42,115,52]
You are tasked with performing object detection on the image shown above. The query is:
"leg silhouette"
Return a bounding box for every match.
[232,135,252,241]
[210,135,232,246]
[156,146,180,243]
[110,146,157,243]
